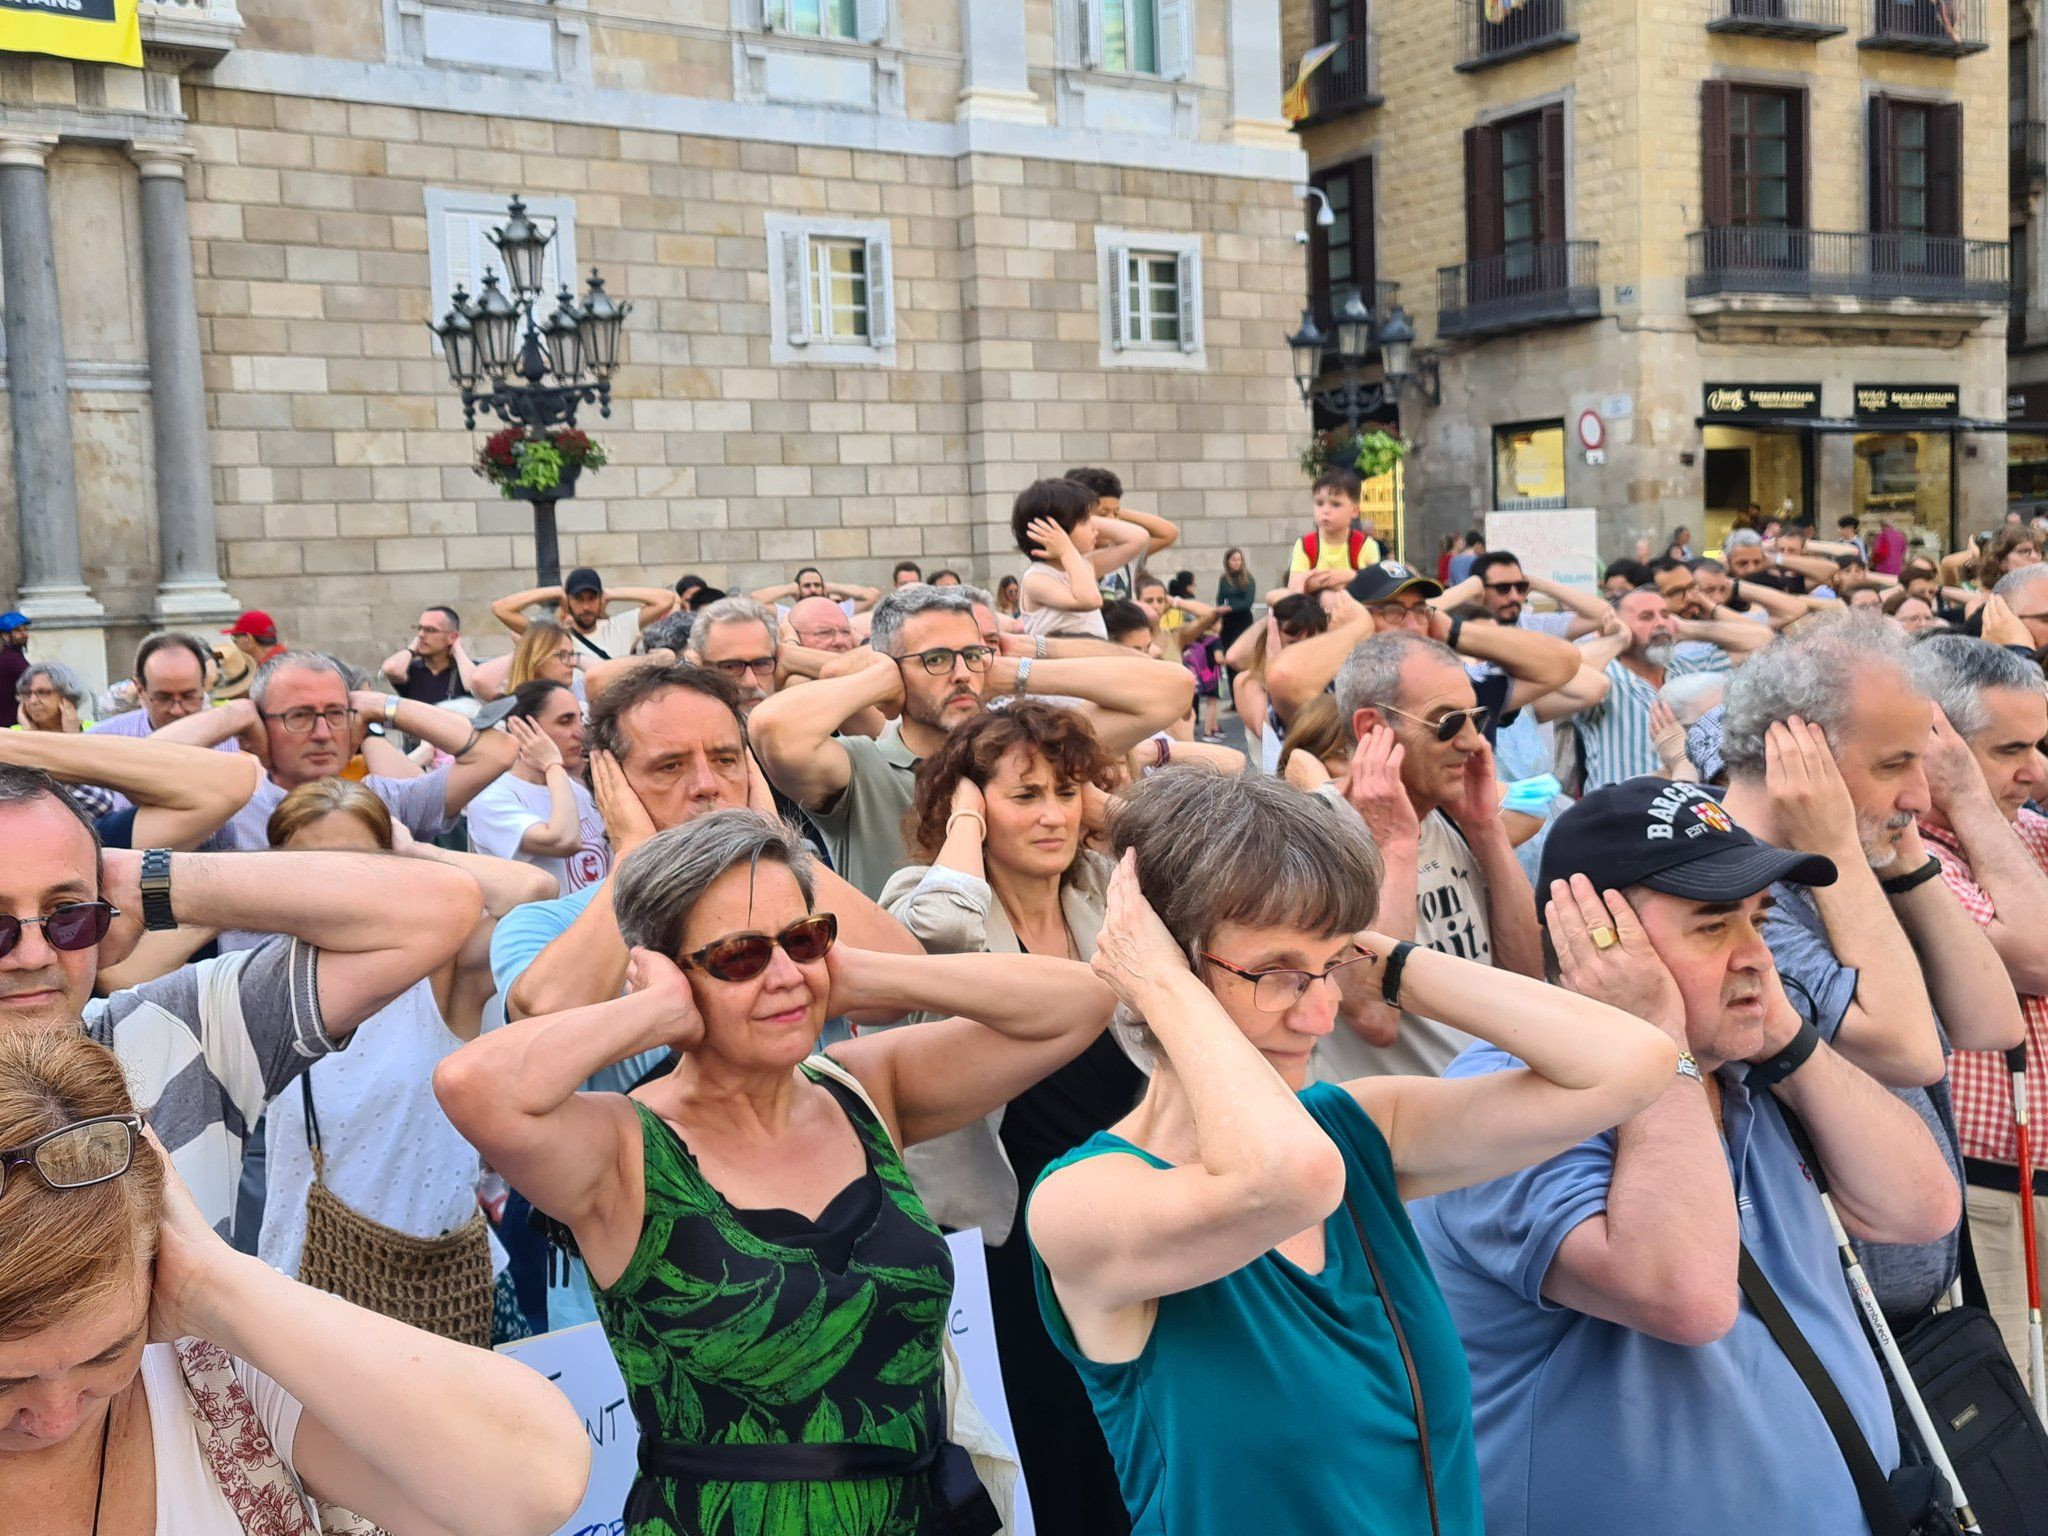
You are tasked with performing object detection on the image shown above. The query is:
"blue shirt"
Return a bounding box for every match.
[1031,1083,1482,1536]
[1764,882,1962,1319]
[1411,1042,1898,1536]
[489,882,664,1094]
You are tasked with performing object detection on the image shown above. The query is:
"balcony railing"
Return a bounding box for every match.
[1454,0,1577,70]
[1303,33,1381,122]
[1686,227,2009,306]
[1437,242,1600,338]
[1705,0,1847,38]
[2016,122,2048,197]
[1859,0,1987,55]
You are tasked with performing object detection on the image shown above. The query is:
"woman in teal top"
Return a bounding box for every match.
[1028,769,1677,1535]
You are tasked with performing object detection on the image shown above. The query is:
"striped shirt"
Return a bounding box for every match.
[1575,649,1726,790]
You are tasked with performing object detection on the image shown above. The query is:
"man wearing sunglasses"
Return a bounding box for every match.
[1308,631,1546,1081]
[751,584,1195,900]
[0,762,482,1231]
[1436,550,1617,640]
[155,650,518,852]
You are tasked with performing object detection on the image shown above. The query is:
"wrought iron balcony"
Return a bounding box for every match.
[1454,0,1577,71]
[139,0,244,64]
[1705,0,1847,39]
[1686,227,2009,306]
[1859,0,1987,56]
[1300,33,1381,123]
[1437,242,1600,338]
[2016,122,2048,198]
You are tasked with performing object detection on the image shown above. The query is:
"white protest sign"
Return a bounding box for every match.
[1485,508,1601,597]
[499,1230,1035,1536]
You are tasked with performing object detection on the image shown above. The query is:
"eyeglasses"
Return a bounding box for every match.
[144,690,206,709]
[1378,702,1492,743]
[679,913,838,983]
[1484,580,1531,596]
[413,625,451,637]
[260,706,354,735]
[709,657,776,680]
[0,1115,143,1200]
[1367,602,1430,625]
[0,901,119,961]
[897,645,994,676]
[1202,950,1375,1012]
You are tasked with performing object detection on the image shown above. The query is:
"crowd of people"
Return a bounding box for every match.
[7,463,2048,1536]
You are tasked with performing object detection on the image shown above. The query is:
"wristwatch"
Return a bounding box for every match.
[140,848,177,932]
[1749,1014,1822,1088]
[382,694,401,727]
[1013,657,1034,700]
[1675,1051,1705,1085]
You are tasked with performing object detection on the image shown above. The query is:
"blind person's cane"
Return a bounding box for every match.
[2007,1043,2048,1423]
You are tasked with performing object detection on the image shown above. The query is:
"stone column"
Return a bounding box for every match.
[1226,0,1296,149]
[956,0,1045,123]
[131,142,237,628]
[0,133,108,688]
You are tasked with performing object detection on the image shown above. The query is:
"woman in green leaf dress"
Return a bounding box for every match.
[438,808,1118,1535]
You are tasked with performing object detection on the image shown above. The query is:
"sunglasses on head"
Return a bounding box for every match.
[1380,702,1492,743]
[679,912,838,983]
[0,901,118,962]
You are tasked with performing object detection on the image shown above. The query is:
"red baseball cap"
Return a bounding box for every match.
[222,610,277,640]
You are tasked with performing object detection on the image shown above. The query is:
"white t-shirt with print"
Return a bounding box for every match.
[138,1343,311,1534]
[463,772,612,894]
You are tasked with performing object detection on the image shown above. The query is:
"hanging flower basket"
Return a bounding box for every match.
[475,426,608,500]
[1300,427,1408,482]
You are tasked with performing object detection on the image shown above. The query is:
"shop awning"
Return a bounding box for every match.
[1697,414,2012,432]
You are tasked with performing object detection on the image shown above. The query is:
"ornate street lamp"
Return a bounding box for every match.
[426,195,634,586]
[1285,289,1438,433]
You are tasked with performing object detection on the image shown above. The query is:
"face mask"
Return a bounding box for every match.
[1502,775,1563,818]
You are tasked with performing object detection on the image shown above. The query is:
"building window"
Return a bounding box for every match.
[1500,114,1541,280]
[766,214,895,366]
[423,189,576,351]
[1869,95,1960,240]
[1081,0,1191,79]
[1493,420,1567,509]
[1096,227,1204,367]
[1464,103,1566,270]
[1309,158,1376,328]
[1702,83,1807,233]
[763,0,873,38]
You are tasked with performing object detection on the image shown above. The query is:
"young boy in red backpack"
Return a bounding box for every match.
[1287,467,1384,593]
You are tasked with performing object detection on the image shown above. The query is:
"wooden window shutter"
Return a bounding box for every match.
[1868,94,1895,232]
[1308,170,1335,315]
[1540,102,1567,247]
[1464,125,1503,262]
[1788,88,1809,227]
[782,230,811,346]
[1701,81,1732,228]
[1357,156,1378,300]
[1106,243,1129,350]
[1313,0,1333,44]
[1927,102,1962,238]
[1176,247,1199,352]
[865,234,893,346]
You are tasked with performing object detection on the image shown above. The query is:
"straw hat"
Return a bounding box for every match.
[209,640,254,701]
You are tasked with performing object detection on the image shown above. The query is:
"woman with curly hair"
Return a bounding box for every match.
[880,701,1143,1535]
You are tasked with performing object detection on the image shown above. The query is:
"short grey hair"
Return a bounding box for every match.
[1906,633,2048,738]
[955,583,996,613]
[1993,564,2048,604]
[16,661,89,708]
[868,584,979,656]
[613,809,817,957]
[641,610,694,655]
[1333,633,1463,742]
[1660,671,1726,727]
[1725,529,1764,552]
[250,649,351,708]
[1720,614,1916,781]
[1109,768,1383,956]
[687,596,779,657]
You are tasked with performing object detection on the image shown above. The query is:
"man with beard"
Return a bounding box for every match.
[1441,549,1616,638]
[490,565,679,662]
[1576,588,1745,790]
[750,583,1194,898]
[1718,615,2024,1326]
[682,595,780,715]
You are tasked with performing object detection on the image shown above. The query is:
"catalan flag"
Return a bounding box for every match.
[1281,40,1343,124]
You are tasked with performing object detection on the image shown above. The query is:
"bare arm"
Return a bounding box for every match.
[467,652,512,703]
[353,690,516,817]
[1120,507,1180,558]
[1451,617,1580,709]
[1265,605,1376,722]
[378,647,413,686]
[1223,615,1268,674]
[0,729,262,851]
[491,585,561,637]
[830,581,880,613]
[609,585,681,629]
[1921,718,2048,995]
[1527,574,1616,630]
[1531,656,1619,725]
[751,582,800,604]
[448,637,483,697]
[502,718,582,859]
[1087,514,1155,577]
[748,654,899,811]
[993,651,1195,755]
[1676,615,1771,657]
[1730,577,1814,629]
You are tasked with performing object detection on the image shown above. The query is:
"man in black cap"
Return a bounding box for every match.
[1411,776,1960,1536]
[1265,560,1579,746]
[489,566,679,661]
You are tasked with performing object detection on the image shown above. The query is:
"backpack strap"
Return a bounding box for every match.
[1301,531,1320,566]
[1348,528,1368,566]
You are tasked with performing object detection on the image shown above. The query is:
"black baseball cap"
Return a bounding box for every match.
[564,567,603,595]
[1348,561,1444,605]
[1538,776,1838,903]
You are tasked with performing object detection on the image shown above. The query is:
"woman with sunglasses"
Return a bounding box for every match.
[436,807,1117,1536]
[1027,769,1676,1536]
[0,1030,589,1536]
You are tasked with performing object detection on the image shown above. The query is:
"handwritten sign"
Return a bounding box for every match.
[499,1230,1032,1536]
[1486,508,1600,597]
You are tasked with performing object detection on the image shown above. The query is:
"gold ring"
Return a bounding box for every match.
[1590,926,1620,951]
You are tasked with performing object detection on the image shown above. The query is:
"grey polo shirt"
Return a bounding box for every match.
[810,721,921,900]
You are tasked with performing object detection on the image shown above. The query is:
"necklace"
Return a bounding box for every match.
[88,1402,111,1536]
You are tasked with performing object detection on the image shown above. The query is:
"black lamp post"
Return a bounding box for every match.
[1286,290,1440,431]
[429,195,633,586]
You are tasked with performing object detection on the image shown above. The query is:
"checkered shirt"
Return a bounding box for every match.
[1924,811,2048,1166]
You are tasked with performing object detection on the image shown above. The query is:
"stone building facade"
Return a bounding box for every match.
[0,0,1310,682]
[1287,0,2011,563]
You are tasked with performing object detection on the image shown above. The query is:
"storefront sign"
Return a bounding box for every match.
[1854,384,1960,420]
[0,0,141,67]
[1702,383,1822,420]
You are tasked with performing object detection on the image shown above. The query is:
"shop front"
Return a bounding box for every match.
[1850,385,1958,561]
[2010,385,2048,519]
[1698,382,1820,548]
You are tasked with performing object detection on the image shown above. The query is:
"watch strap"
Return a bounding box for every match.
[1013,657,1033,699]
[1380,940,1418,1008]
[1748,1013,1822,1089]
[140,847,177,932]
[1879,856,1942,896]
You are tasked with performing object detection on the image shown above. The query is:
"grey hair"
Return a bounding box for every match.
[955,582,996,613]
[1333,633,1463,742]
[1906,633,2048,738]
[16,661,89,708]
[1720,613,1916,781]
[249,649,351,707]
[868,583,978,656]
[641,610,694,655]
[1993,564,2048,603]
[687,596,779,658]
[1660,671,1727,727]
[612,809,817,957]
[1109,768,1383,956]
[1725,529,1764,552]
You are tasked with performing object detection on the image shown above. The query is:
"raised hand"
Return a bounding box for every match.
[1341,725,1421,847]
[950,774,987,824]
[1649,699,1690,771]
[1446,735,1503,828]
[1546,875,1685,1039]
[1764,716,1862,863]
[506,715,563,776]
[1091,848,1189,1009]
[591,748,658,858]
[625,946,705,1051]
[1027,516,1080,567]
[1921,704,1989,817]
[147,1129,236,1345]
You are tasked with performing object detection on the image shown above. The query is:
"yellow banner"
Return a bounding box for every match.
[1281,40,1342,124]
[0,0,143,69]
